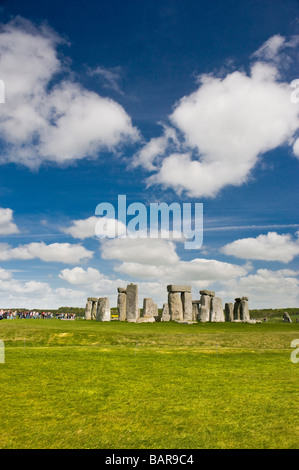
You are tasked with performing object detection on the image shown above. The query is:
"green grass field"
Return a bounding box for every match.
[0,319,298,449]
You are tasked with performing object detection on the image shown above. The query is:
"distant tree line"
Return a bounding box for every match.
[250,308,299,319]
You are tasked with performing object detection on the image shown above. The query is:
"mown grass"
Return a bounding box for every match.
[0,319,298,449]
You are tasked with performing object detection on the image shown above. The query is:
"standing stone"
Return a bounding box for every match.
[200,293,212,310]
[198,293,212,322]
[283,312,292,323]
[85,299,92,320]
[197,305,210,322]
[192,301,200,322]
[137,298,155,323]
[225,303,234,322]
[233,299,241,321]
[181,291,193,322]
[168,292,183,321]
[143,298,154,318]
[210,297,225,322]
[117,292,127,321]
[96,297,111,322]
[126,283,139,322]
[89,298,98,320]
[161,303,170,322]
[240,297,250,321]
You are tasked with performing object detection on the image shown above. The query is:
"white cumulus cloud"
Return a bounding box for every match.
[100,237,180,266]
[59,266,104,285]
[0,241,93,264]
[135,36,299,198]
[0,18,139,168]
[99,236,247,287]
[62,216,127,239]
[221,231,299,263]
[218,268,299,308]
[0,207,20,235]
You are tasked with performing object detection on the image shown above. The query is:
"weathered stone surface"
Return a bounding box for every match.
[126,283,139,322]
[117,287,127,294]
[168,292,183,321]
[153,303,158,317]
[91,300,98,320]
[210,296,225,322]
[233,300,241,321]
[167,285,191,293]
[200,294,212,310]
[199,290,215,297]
[137,316,156,323]
[224,303,234,322]
[85,299,92,320]
[96,297,111,322]
[197,305,210,322]
[242,296,248,301]
[143,298,154,318]
[87,297,98,302]
[161,303,170,322]
[192,302,200,322]
[181,291,193,322]
[117,292,126,321]
[283,312,292,323]
[240,299,250,321]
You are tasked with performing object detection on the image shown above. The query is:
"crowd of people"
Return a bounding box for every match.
[0,310,76,320]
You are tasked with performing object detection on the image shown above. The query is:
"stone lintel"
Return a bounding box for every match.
[117,287,127,294]
[199,290,215,297]
[167,285,191,293]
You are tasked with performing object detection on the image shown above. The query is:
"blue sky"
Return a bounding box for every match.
[0,0,298,309]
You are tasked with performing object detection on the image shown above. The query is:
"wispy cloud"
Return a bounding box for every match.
[204,224,299,232]
[88,65,124,94]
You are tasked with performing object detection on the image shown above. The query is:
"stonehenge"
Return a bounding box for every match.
[224,303,234,322]
[85,297,111,322]
[138,298,156,323]
[240,297,250,321]
[96,297,111,322]
[210,296,225,322]
[192,301,200,322]
[167,285,195,323]
[161,303,170,322]
[198,290,214,322]
[126,283,140,322]
[233,297,250,321]
[85,297,98,321]
[117,288,127,322]
[84,283,252,324]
